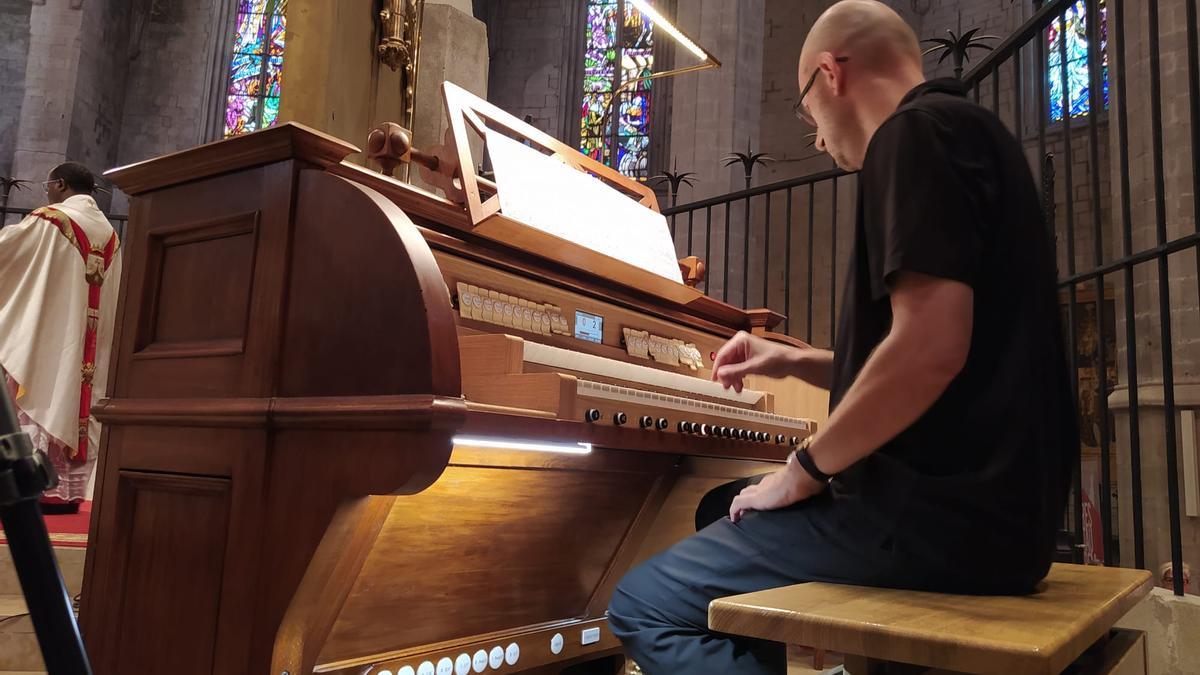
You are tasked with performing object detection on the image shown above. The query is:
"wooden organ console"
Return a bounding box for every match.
[79,84,826,675]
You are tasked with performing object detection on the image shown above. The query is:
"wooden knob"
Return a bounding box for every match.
[678,256,706,288]
[366,122,413,177]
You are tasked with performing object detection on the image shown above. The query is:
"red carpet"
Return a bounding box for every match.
[0,501,90,548]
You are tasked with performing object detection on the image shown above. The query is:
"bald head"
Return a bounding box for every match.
[800,0,921,75]
[793,1,925,171]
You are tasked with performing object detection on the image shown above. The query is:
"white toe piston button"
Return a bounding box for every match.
[488,646,504,669]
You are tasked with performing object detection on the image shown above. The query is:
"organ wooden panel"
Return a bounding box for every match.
[96,472,232,675]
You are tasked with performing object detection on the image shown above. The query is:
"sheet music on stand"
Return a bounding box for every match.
[486,132,684,285]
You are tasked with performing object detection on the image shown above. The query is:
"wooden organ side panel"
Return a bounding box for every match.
[100,472,233,675]
[113,163,297,399]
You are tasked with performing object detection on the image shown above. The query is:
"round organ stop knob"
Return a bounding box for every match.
[656,417,670,430]
[365,122,412,177]
[639,415,654,429]
[613,412,628,426]
[584,408,601,423]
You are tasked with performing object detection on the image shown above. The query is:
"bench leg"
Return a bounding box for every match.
[841,654,941,674]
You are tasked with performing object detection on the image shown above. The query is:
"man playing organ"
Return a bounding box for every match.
[607,2,1079,673]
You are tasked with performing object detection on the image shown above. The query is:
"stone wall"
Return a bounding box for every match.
[66,0,133,201]
[114,0,222,169]
[0,1,32,179]
[7,0,87,210]
[482,0,577,140]
[3,0,228,215]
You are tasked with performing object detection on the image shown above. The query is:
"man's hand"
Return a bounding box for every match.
[712,331,813,393]
[728,457,827,522]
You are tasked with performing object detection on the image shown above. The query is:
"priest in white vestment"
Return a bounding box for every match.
[0,162,121,514]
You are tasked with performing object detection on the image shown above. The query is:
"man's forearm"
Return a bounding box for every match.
[805,330,958,475]
[790,348,835,390]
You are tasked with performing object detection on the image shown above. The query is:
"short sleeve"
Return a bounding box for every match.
[863,109,985,299]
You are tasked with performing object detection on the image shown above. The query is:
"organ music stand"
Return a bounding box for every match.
[369,81,748,316]
[0,385,92,674]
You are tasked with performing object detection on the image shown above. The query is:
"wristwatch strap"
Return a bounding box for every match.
[793,436,833,483]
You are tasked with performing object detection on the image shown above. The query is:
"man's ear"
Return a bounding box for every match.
[817,52,845,96]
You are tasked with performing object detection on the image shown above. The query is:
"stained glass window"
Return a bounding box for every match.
[1047,0,1108,121]
[580,1,654,180]
[224,0,287,138]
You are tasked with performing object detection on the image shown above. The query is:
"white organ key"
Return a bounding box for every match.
[521,340,765,407]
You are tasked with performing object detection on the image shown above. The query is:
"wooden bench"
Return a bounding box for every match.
[709,563,1154,674]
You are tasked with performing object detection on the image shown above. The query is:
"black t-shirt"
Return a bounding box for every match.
[828,79,1078,593]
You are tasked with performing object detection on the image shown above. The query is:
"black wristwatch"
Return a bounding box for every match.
[792,436,833,483]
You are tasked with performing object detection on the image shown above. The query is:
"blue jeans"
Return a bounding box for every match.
[607,478,923,675]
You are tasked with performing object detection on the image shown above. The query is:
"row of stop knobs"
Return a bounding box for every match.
[583,409,798,445]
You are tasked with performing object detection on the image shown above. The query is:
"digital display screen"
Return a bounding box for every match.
[574,310,604,344]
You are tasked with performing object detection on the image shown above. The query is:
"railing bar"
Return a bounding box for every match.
[1084,0,1113,565]
[991,67,1000,117]
[763,192,772,310]
[784,187,794,336]
[829,177,838,346]
[1146,0,1185,597]
[1057,231,1200,284]
[743,195,752,309]
[1013,47,1022,136]
[807,183,815,344]
[705,206,713,294]
[1112,0,1144,569]
[1037,19,1048,195]
[687,210,695,256]
[662,168,849,215]
[1058,9,1077,278]
[723,201,732,303]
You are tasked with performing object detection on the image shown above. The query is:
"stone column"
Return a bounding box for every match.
[668,0,765,302]
[409,1,488,195]
[8,0,87,209]
[9,0,132,212]
[0,2,33,180]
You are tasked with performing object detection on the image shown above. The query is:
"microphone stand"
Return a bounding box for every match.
[0,384,92,674]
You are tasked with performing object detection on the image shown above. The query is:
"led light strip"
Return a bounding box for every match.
[453,435,593,455]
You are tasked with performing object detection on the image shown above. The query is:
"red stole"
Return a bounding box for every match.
[30,207,119,463]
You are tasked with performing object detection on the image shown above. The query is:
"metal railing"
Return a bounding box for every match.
[663,0,1198,595]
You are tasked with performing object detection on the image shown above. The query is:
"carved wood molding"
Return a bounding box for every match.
[92,395,468,429]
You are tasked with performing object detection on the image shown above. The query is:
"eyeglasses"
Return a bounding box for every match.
[793,56,849,126]
[40,179,62,193]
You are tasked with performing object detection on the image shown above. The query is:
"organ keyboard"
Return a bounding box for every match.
[81,86,825,675]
